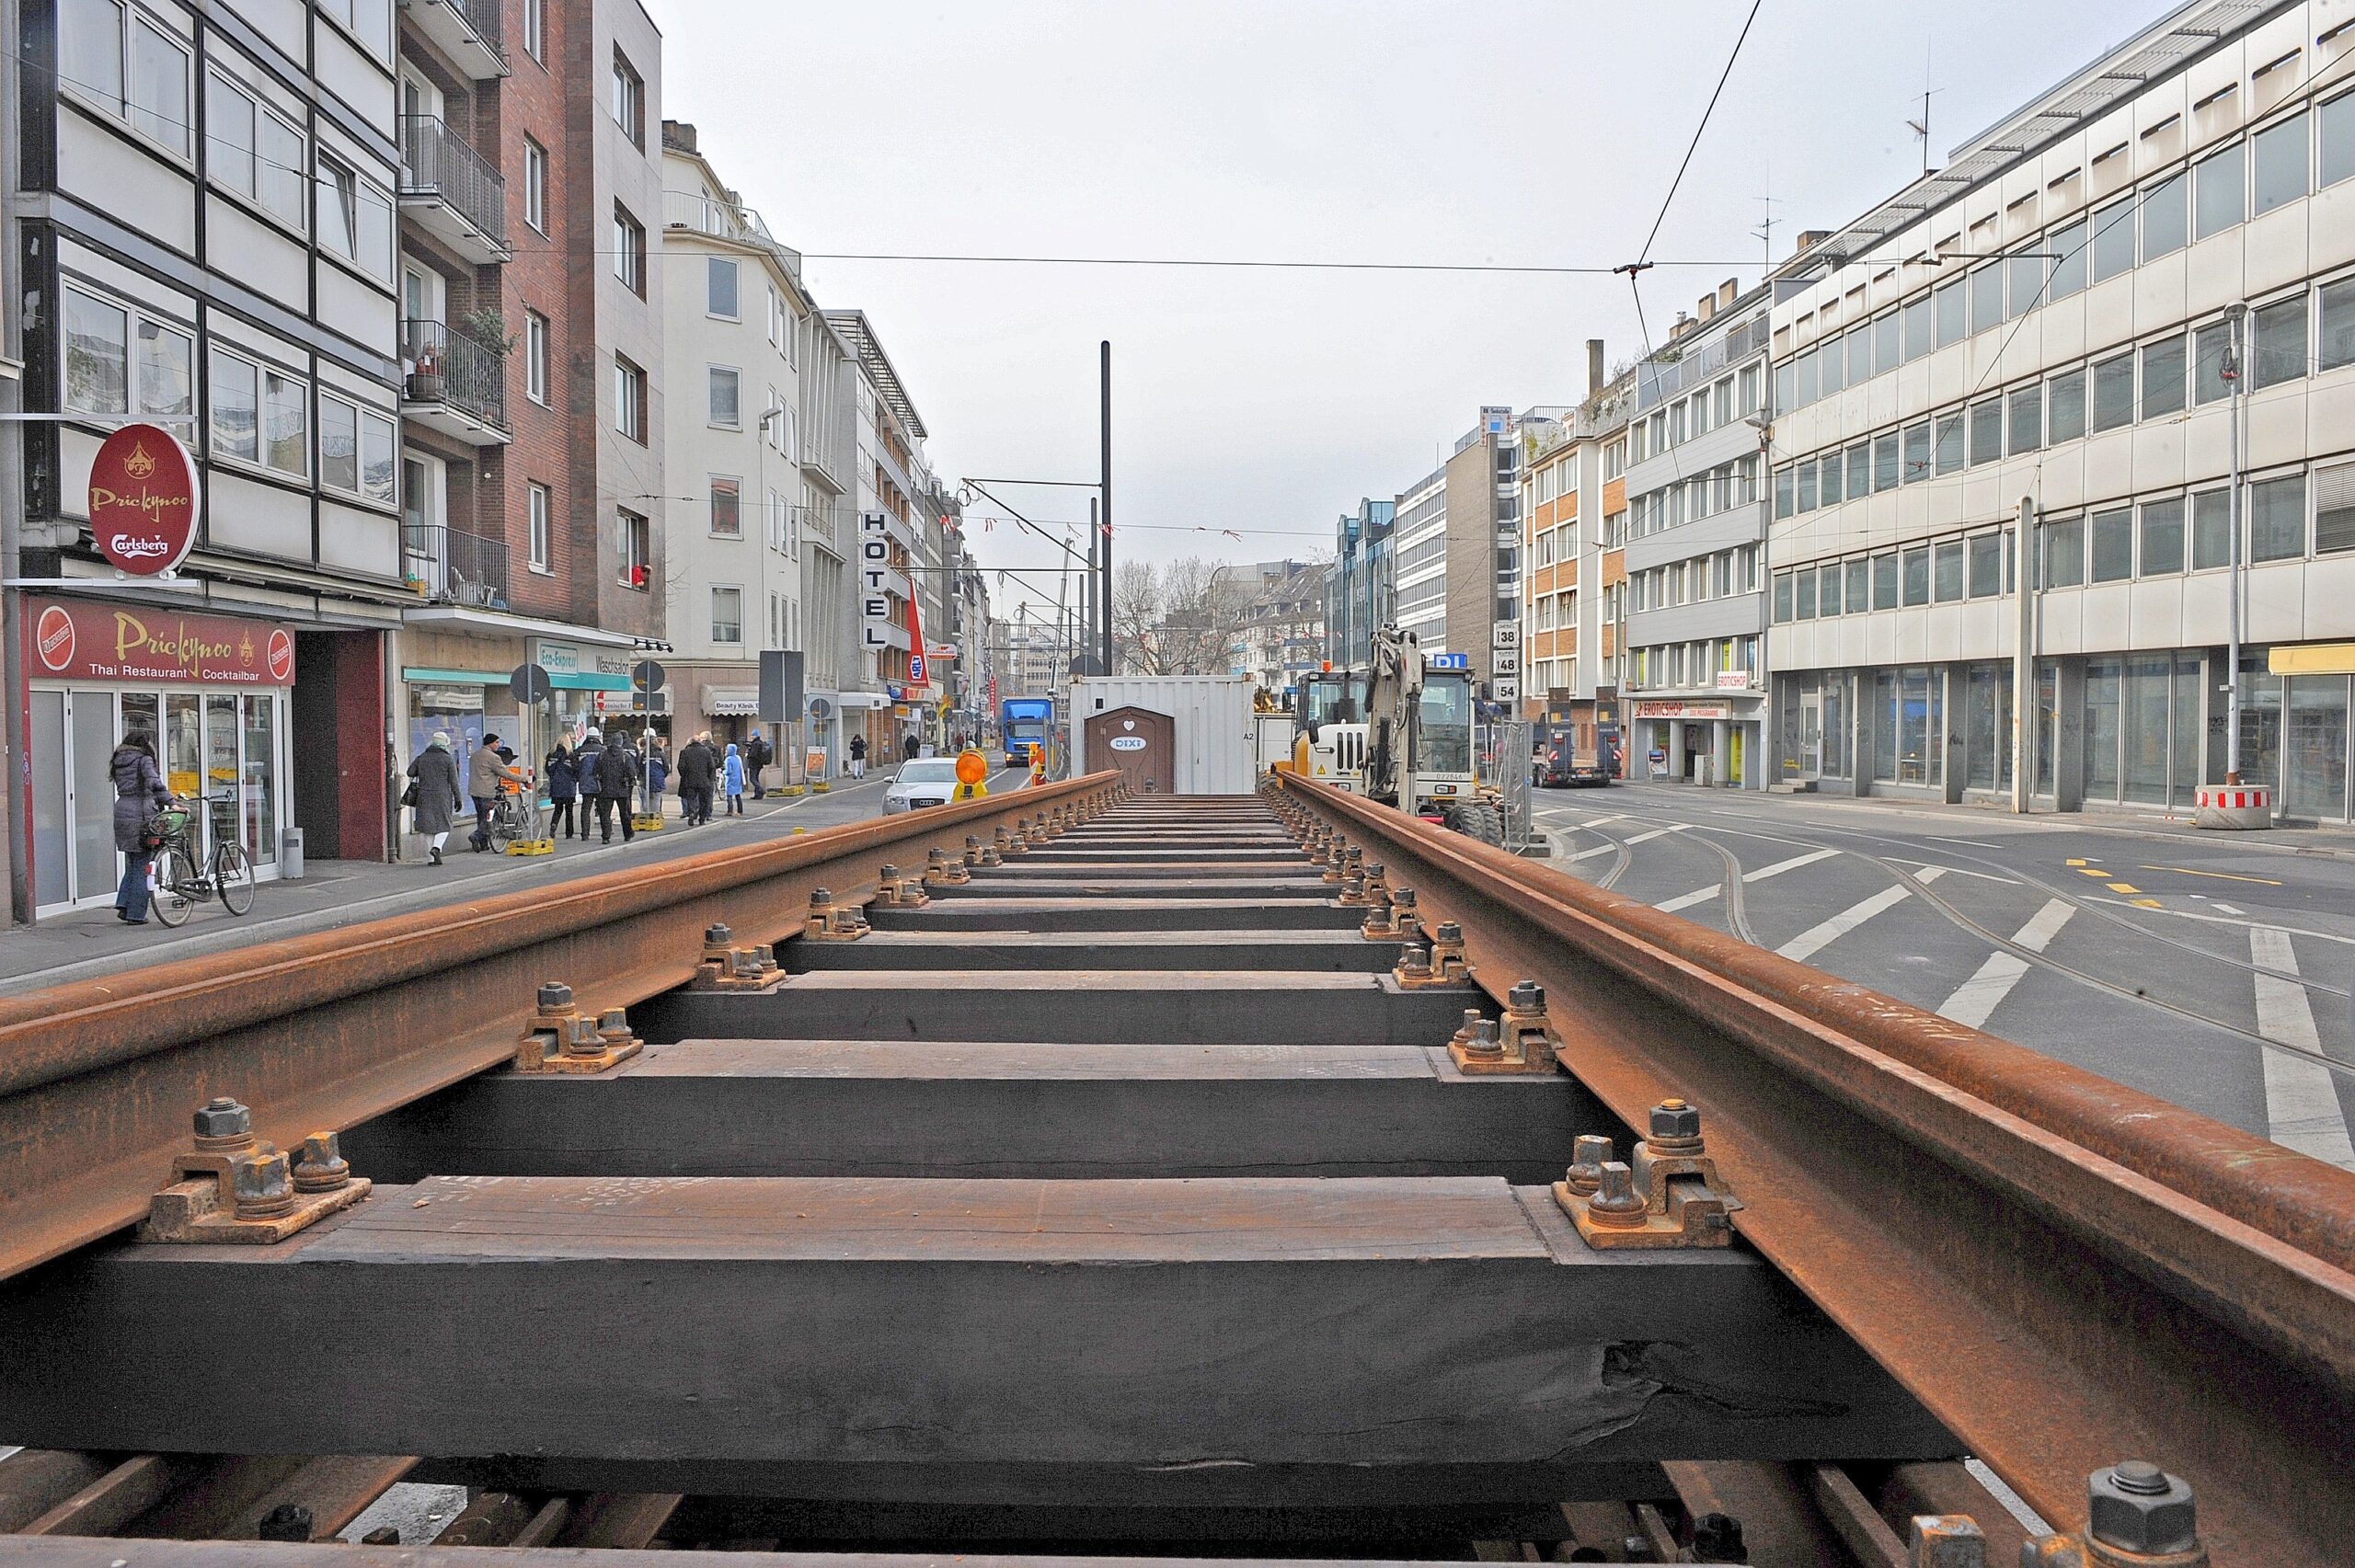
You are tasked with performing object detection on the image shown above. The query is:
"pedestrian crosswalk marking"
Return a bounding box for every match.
[1743,848,1838,883]
[1935,899,2074,1031]
[1653,884,1721,913]
[2249,928,2355,1170]
[1776,885,1913,964]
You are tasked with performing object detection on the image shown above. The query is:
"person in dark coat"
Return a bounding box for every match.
[595,732,640,844]
[545,741,580,840]
[676,733,718,826]
[110,731,170,923]
[405,731,465,867]
[847,732,867,780]
[744,731,771,799]
[645,738,670,807]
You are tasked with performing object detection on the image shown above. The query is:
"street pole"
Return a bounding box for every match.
[2011,496,2034,814]
[1085,498,1098,676]
[1099,340,1113,677]
[2224,301,2247,785]
[1,0,29,922]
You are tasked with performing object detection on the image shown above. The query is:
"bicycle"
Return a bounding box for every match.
[147,792,257,927]
[483,777,543,853]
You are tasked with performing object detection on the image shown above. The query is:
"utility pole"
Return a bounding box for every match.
[2,0,29,923]
[2011,497,2035,814]
[1099,340,1113,678]
[2224,301,2248,784]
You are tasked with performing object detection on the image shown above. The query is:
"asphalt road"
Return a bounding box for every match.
[1533,782,2355,1169]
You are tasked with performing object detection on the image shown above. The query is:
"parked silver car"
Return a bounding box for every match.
[881,757,963,813]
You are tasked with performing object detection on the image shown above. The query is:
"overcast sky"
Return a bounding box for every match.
[644,0,2166,603]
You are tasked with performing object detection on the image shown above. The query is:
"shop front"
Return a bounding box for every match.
[534,637,637,746]
[1631,692,1765,788]
[25,596,296,918]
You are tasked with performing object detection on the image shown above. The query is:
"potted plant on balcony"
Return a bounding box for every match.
[410,339,447,402]
[458,307,514,355]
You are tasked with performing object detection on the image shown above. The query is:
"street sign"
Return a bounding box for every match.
[1492,621,1521,650]
[1491,648,1522,678]
[1491,677,1521,704]
[510,663,552,704]
[1429,652,1470,670]
[759,649,805,723]
[89,424,201,576]
[632,658,666,694]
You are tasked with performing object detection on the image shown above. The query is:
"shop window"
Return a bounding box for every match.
[2047,366,2087,441]
[2254,294,2308,387]
[2284,676,2350,820]
[2191,487,2233,569]
[2044,517,2085,588]
[2089,507,2134,581]
[2141,173,2188,261]
[2254,110,2310,215]
[2139,497,2185,575]
[2196,141,2246,237]
[2084,659,2122,802]
[2249,473,2307,561]
[2142,335,2187,417]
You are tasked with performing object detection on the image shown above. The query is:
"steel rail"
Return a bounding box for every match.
[0,773,1119,1284]
[1276,773,2355,1568]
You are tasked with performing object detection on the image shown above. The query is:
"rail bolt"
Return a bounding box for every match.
[1509,979,1545,1013]
[1906,1514,1987,1567]
[1396,944,1432,980]
[1690,1512,1746,1562]
[1587,1162,1647,1229]
[191,1095,254,1148]
[598,1008,635,1045]
[293,1132,350,1193]
[1461,1017,1501,1058]
[2086,1461,2199,1560]
[1564,1134,1613,1196]
[561,1015,608,1058]
[1648,1098,1705,1150]
[536,982,575,1014]
[963,834,985,865]
[231,1144,297,1220]
[703,923,734,945]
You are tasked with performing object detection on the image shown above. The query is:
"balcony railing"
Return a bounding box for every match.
[662,190,802,284]
[402,318,507,432]
[402,523,507,609]
[397,115,507,252]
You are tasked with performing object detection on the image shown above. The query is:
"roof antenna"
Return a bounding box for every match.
[1908,45,1945,178]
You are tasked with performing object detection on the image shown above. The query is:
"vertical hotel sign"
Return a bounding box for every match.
[859,511,893,653]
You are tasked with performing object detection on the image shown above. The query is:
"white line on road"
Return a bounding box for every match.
[2082,896,2355,948]
[2250,928,2355,1169]
[1742,848,1838,883]
[1776,885,1913,964]
[2213,902,2246,917]
[1623,824,1694,846]
[1581,814,1629,829]
[1887,857,2014,884]
[1654,884,1722,913]
[1935,898,2075,1030]
[1564,841,1619,864]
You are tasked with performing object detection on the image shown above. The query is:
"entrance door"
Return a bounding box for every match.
[1086,705,1176,795]
[1798,690,1823,778]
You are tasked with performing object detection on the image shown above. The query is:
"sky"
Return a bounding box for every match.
[642,0,2168,602]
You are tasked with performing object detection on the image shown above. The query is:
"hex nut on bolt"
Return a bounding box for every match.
[232,1144,296,1219]
[1587,1162,1647,1228]
[1564,1134,1613,1195]
[2087,1460,2199,1558]
[1649,1097,1703,1145]
[191,1095,252,1144]
[704,922,733,944]
[293,1132,350,1193]
[536,982,574,1013]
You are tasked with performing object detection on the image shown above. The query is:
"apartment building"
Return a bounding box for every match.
[1386,407,1522,682]
[1236,559,1327,698]
[1767,0,2355,824]
[1325,496,1396,666]
[795,309,856,771]
[656,119,808,767]
[823,308,929,761]
[17,0,408,914]
[1621,280,1772,786]
[1519,348,1635,767]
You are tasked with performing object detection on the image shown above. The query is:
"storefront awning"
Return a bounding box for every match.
[403,667,502,685]
[551,671,631,692]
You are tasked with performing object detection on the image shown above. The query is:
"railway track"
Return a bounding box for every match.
[0,773,2350,1566]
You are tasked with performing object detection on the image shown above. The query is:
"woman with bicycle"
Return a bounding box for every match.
[109,730,170,924]
[466,734,526,853]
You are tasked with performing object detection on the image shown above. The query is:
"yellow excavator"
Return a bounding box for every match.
[1290,625,1504,844]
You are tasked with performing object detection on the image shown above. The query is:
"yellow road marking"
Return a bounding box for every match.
[2108,882,2141,894]
[2131,898,2163,908]
[2075,867,2111,878]
[2065,857,2090,866]
[2138,864,2283,886]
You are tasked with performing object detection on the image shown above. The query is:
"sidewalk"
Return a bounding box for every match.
[0,771,977,996]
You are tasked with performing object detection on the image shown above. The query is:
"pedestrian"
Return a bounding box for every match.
[467,733,524,853]
[848,732,867,780]
[574,729,604,838]
[677,731,717,824]
[545,740,580,841]
[405,731,465,867]
[745,730,771,800]
[646,738,670,815]
[110,729,171,923]
[596,730,640,844]
[723,741,746,815]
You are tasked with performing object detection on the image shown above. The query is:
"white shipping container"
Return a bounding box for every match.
[1069,675,1258,795]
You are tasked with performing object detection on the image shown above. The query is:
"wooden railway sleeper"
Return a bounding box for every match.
[513,982,642,1075]
[1555,1099,1740,1250]
[140,1099,369,1244]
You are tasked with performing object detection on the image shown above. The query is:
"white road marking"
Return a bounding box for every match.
[1776,885,1913,963]
[2083,896,2355,948]
[1581,814,1629,829]
[1912,866,1950,885]
[1654,884,1721,913]
[1936,898,2074,1031]
[1623,824,1694,846]
[2213,902,2246,917]
[2249,928,2355,1169]
[1564,841,1619,864]
[1742,848,1838,883]
[1887,857,2014,884]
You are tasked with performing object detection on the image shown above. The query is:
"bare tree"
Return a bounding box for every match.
[1113,557,1255,675]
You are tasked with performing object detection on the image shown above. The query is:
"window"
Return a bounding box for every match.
[2140,174,2187,261]
[524,309,549,404]
[769,286,789,351]
[1775,465,1794,518]
[1795,569,1817,620]
[210,351,258,462]
[1934,411,1964,475]
[613,203,647,294]
[1797,461,1818,512]
[2139,498,2185,575]
[707,257,739,318]
[523,139,548,234]
[1846,326,1872,385]
[1969,532,2002,596]
[618,508,650,588]
[2048,366,2087,442]
[708,365,741,427]
[2322,279,2355,372]
[1738,363,1761,413]
[1873,430,1901,491]
[2091,198,2135,282]
[710,587,742,645]
[1819,564,1843,616]
[1901,294,1933,360]
[1873,552,1899,610]
[709,475,741,536]
[1935,279,1967,346]
[315,152,391,281]
[1901,545,1931,605]
[2194,320,2235,402]
[2007,383,2042,454]
[2254,111,2309,215]
[2249,473,2306,562]
[2044,517,2085,587]
[1874,311,1899,370]
[2315,461,2355,555]
[60,0,124,119]
[1820,450,1843,506]
[2005,250,2046,319]
[2091,352,2135,431]
[63,285,127,416]
[258,113,305,228]
[2326,90,2355,189]
[615,354,646,441]
[2196,142,2245,237]
[2142,335,2186,418]
[611,50,645,147]
[263,367,306,477]
[2049,218,2087,301]
[1970,264,2004,335]
[1669,400,1688,444]
[1969,397,2003,465]
[2192,487,2233,569]
[206,74,306,228]
[1846,556,1870,609]
[319,393,353,494]
[1796,349,1819,406]
[2090,507,2134,581]
[1903,420,1931,483]
[523,0,544,61]
[66,5,192,158]
[317,0,390,57]
[1934,540,1965,601]
[1845,442,1868,495]
[2254,294,2307,387]
[528,483,551,570]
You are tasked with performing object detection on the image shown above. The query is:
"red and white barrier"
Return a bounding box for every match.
[2194,783,2273,830]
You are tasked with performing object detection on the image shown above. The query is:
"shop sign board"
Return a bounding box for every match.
[88,424,201,576]
[1715,670,1751,691]
[27,597,294,686]
[1634,700,1731,720]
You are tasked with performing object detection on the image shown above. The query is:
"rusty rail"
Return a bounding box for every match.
[0,774,1119,1284]
[1273,773,2355,1568]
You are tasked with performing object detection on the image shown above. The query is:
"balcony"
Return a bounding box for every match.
[662,190,802,286]
[403,523,507,609]
[398,116,509,263]
[401,319,510,445]
[397,0,506,79]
